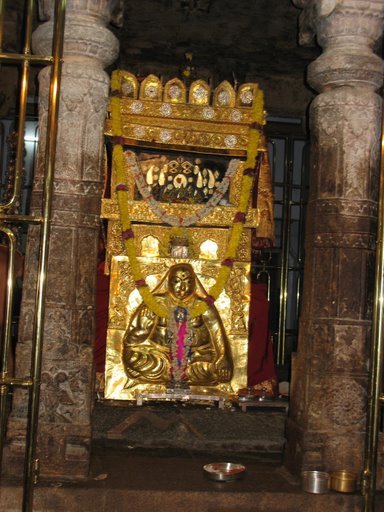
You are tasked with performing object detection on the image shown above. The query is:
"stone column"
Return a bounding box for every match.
[6,1,119,479]
[286,0,384,478]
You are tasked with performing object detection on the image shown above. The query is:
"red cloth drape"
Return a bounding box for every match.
[94,261,110,373]
[247,282,277,386]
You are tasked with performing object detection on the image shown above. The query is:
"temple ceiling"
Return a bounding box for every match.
[112,0,320,85]
[0,0,321,118]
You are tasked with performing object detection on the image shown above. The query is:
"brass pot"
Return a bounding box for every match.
[330,470,357,493]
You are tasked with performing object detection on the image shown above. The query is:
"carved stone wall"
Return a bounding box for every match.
[286,0,384,482]
[5,0,119,479]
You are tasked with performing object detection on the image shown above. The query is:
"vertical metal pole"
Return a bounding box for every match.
[277,137,292,365]
[0,0,4,52]
[22,1,66,510]
[1,0,34,211]
[362,101,384,512]
[0,227,16,465]
[295,141,309,326]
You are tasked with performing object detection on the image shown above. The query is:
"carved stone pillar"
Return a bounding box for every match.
[286,0,384,479]
[6,1,119,478]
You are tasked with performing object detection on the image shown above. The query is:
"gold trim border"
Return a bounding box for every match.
[101,199,259,228]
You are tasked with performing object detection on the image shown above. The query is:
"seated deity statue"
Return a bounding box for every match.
[122,263,233,388]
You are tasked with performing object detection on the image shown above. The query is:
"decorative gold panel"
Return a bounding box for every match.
[104,257,250,400]
[237,83,260,108]
[213,81,236,108]
[189,80,211,105]
[164,78,187,104]
[139,74,162,101]
[104,152,260,229]
[120,72,139,98]
[104,222,252,273]
[101,199,259,228]
[105,70,265,156]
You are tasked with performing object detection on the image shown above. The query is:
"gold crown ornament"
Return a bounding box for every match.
[105,71,267,156]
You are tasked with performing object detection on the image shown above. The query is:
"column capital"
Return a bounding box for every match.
[38,0,124,25]
[34,0,120,67]
[293,0,339,46]
[294,0,384,92]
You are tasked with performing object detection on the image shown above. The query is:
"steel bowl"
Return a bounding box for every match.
[302,470,330,494]
[203,462,246,482]
[330,470,357,493]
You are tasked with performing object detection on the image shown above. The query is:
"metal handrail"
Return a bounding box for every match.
[276,137,293,365]
[23,2,66,508]
[0,226,17,466]
[0,1,66,511]
[0,0,33,212]
[362,92,384,512]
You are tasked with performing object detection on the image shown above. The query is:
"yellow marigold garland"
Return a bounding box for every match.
[110,70,264,318]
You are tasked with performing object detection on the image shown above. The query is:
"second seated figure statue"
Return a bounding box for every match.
[122,263,233,390]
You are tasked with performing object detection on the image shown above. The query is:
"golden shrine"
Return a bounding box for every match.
[101,70,274,401]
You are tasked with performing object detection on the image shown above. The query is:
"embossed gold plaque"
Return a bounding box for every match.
[104,257,250,399]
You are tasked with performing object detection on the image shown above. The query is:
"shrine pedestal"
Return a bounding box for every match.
[91,400,288,455]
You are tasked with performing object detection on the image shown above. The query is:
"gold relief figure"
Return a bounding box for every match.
[122,263,233,389]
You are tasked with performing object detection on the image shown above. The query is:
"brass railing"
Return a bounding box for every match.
[0,1,66,511]
[362,98,384,512]
[276,137,293,366]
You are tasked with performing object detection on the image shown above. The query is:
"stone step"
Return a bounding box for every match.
[0,486,375,512]
[92,399,288,454]
[1,447,382,512]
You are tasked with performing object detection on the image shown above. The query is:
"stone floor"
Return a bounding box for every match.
[1,400,383,511]
[1,446,383,511]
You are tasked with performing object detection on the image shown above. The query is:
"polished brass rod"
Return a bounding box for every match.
[0,62,30,210]
[3,60,27,209]
[277,138,292,365]
[0,214,44,223]
[22,1,66,510]
[0,53,53,64]
[362,100,384,512]
[295,145,307,323]
[296,274,301,323]
[0,0,37,212]
[0,375,33,387]
[24,0,34,56]
[0,0,4,52]
[0,227,16,468]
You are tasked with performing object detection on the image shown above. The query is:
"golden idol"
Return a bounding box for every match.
[102,71,274,401]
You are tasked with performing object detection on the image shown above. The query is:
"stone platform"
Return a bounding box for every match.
[91,398,288,455]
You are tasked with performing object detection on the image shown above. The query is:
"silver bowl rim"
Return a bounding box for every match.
[203,462,246,481]
[302,470,330,480]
